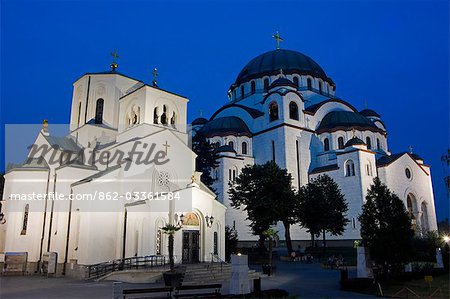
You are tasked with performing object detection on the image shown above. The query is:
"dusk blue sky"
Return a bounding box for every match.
[1,0,449,220]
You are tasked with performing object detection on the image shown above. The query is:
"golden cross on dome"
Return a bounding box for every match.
[272,31,283,49]
[110,50,119,71]
[409,145,413,154]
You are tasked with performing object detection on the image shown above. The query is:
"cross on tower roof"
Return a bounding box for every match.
[152,68,158,87]
[272,31,283,49]
[110,50,119,71]
[409,145,413,154]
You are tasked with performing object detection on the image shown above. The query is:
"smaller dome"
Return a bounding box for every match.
[216,145,236,153]
[317,110,381,133]
[345,137,366,148]
[269,77,296,89]
[360,109,381,118]
[199,116,252,137]
[192,117,208,125]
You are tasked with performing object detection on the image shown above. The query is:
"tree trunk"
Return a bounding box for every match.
[168,234,174,270]
[268,238,273,266]
[310,232,315,247]
[258,234,266,255]
[322,230,327,254]
[283,221,293,254]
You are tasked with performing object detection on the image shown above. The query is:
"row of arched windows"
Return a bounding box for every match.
[153,105,176,126]
[236,76,327,97]
[344,159,374,177]
[214,140,249,155]
[268,101,299,122]
[323,136,383,151]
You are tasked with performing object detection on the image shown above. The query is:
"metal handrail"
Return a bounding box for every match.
[210,253,228,273]
[86,255,167,279]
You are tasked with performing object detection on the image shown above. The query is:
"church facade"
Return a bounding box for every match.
[1,66,226,277]
[192,47,438,245]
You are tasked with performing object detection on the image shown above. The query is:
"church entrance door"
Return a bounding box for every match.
[182,230,199,263]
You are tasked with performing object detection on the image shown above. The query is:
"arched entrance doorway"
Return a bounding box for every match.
[181,212,200,263]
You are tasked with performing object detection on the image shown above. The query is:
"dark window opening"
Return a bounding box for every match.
[269,102,279,122]
[324,138,330,151]
[289,102,299,120]
[242,142,248,155]
[293,77,299,89]
[338,137,344,149]
[264,78,269,92]
[366,137,372,149]
[251,81,256,94]
[95,98,104,124]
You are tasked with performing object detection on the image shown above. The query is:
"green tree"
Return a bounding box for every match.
[191,132,219,191]
[225,225,239,262]
[297,174,349,251]
[228,161,297,254]
[358,177,414,274]
[161,224,182,271]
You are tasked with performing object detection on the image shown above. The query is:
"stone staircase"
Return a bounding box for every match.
[180,263,261,286]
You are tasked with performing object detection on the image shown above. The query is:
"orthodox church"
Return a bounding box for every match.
[1,59,226,277]
[0,38,439,277]
[192,37,438,245]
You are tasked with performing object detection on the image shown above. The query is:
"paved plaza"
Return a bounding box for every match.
[0,260,374,299]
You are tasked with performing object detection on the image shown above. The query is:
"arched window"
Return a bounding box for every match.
[264,78,270,92]
[228,141,234,150]
[170,112,176,125]
[338,137,345,149]
[324,138,330,151]
[318,81,323,94]
[153,107,159,124]
[366,137,372,149]
[407,194,417,214]
[376,138,381,151]
[251,81,256,94]
[289,102,299,120]
[420,202,429,232]
[21,204,29,235]
[95,98,104,124]
[269,102,279,122]
[407,194,417,231]
[77,102,82,126]
[293,77,299,89]
[345,160,355,177]
[214,141,220,149]
[161,105,168,125]
[240,85,245,99]
[307,78,312,90]
[242,141,248,155]
[131,106,140,125]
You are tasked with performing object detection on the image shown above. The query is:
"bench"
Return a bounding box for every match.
[113,283,172,299]
[174,284,222,298]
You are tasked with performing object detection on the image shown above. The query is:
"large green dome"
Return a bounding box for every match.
[235,49,330,85]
